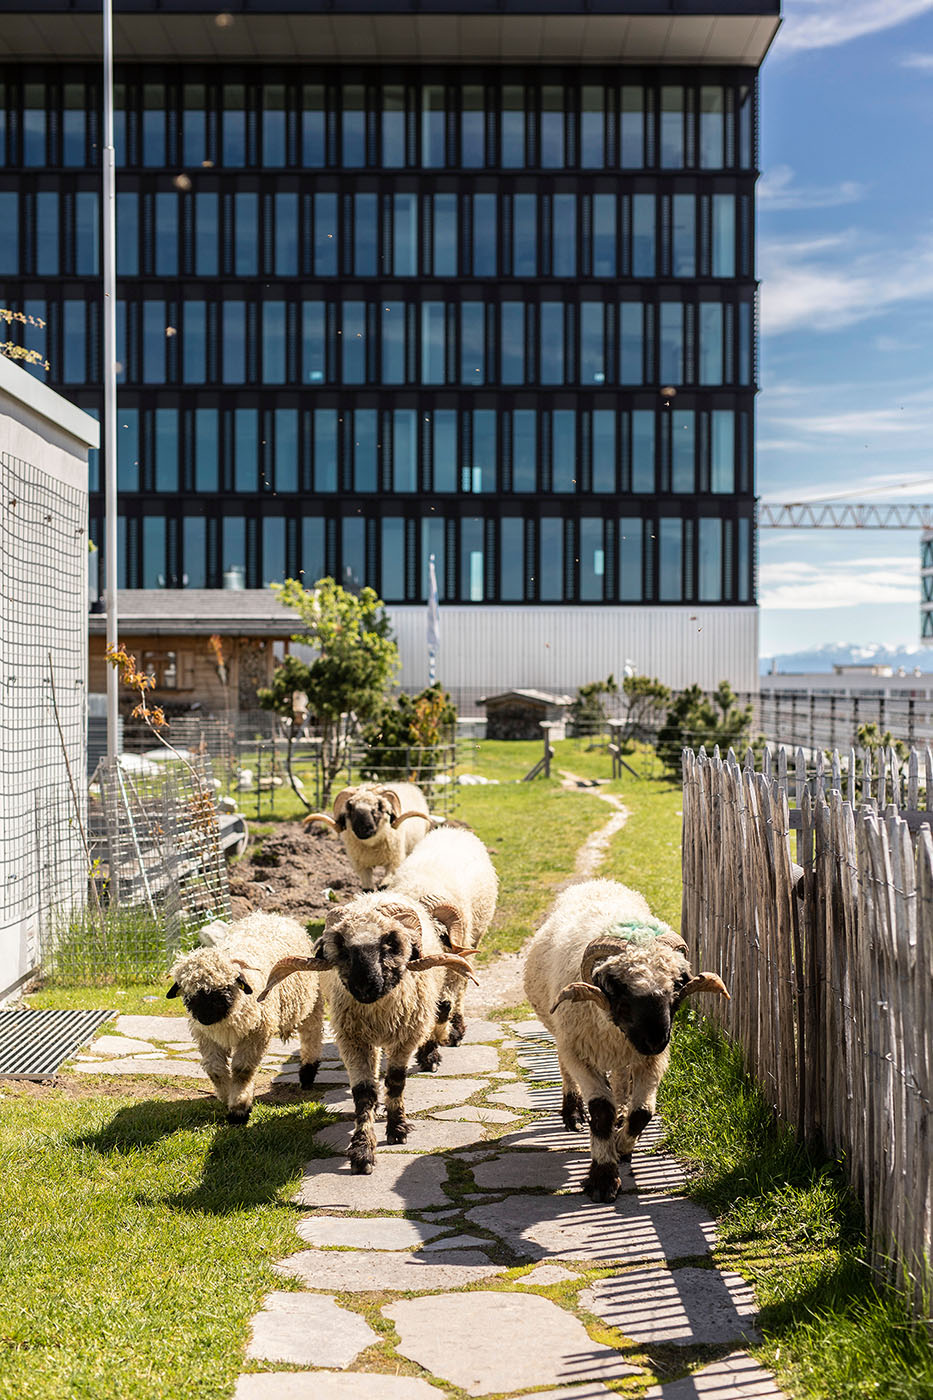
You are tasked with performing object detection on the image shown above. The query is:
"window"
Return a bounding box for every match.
[0,193,17,274]
[592,411,615,492]
[632,195,655,276]
[460,518,484,601]
[263,85,287,167]
[154,193,177,276]
[421,302,446,384]
[263,302,287,384]
[659,518,682,601]
[382,518,406,599]
[342,86,366,166]
[512,194,537,275]
[580,518,605,600]
[632,411,655,491]
[500,518,524,600]
[354,193,378,275]
[619,303,643,384]
[738,517,751,602]
[738,301,753,386]
[116,191,138,275]
[580,86,605,167]
[183,518,207,588]
[461,303,485,384]
[422,521,446,599]
[552,411,576,493]
[382,86,406,167]
[235,193,258,275]
[700,87,725,169]
[462,86,485,167]
[222,85,246,165]
[422,85,446,167]
[711,410,735,492]
[393,193,418,276]
[382,302,406,384]
[275,409,299,492]
[63,301,86,383]
[502,86,526,167]
[472,194,497,276]
[234,409,258,492]
[143,300,167,383]
[275,193,299,274]
[712,195,735,277]
[36,192,58,275]
[195,192,218,275]
[500,303,525,385]
[184,84,207,167]
[314,193,338,275]
[23,84,46,165]
[183,301,207,383]
[470,410,497,493]
[222,302,246,383]
[541,86,565,167]
[223,518,247,581]
[580,303,605,385]
[552,195,576,276]
[303,517,326,582]
[314,410,337,491]
[619,517,642,600]
[738,85,753,169]
[660,87,684,168]
[195,409,218,491]
[592,195,616,276]
[155,409,178,492]
[143,85,166,165]
[699,302,723,385]
[698,518,722,600]
[75,191,100,275]
[620,86,644,168]
[118,409,139,491]
[352,408,378,491]
[671,410,695,492]
[432,410,457,492]
[263,518,287,585]
[660,303,684,386]
[432,193,457,275]
[142,518,167,588]
[302,85,326,166]
[540,303,564,385]
[512,411,537,492]
[672,194,695,276]
[539,518,563,600]
[63,83,86,166]
[342,301,367,383]
[303,300,327,383]
[393,409,418,491]
[341,518,366,592]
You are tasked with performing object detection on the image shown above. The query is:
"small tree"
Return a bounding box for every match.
[656,680,754,775]
[257,654,315,809]
[856,721,909,765]
[361,684,457,786]
[569,675,620,736]
[273,577,400,805]
[618,673,671,749]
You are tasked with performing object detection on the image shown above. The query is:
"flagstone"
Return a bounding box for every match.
[73,1057,209,1078]
[295,1216,445,1251]
[431,1105,517,1124]
[465,1192,716,1263]
[322,1078,485,1115]
[315,1118,482,1155]
[277,1247,500,1292]
[233,1373,440,1400]
[643,1351,785,1398]
[246,1292,376,1367]
[294,1152,451,1211]
[580,1267,760,1346]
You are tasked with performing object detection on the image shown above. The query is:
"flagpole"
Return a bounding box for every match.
[102,0,119,759]
[427,554,439,685]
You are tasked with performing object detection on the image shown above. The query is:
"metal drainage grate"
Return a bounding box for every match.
[0,1008,113,1081]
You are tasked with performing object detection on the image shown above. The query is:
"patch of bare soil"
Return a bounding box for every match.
[228,824,362,923]
[1,1074,329,1106]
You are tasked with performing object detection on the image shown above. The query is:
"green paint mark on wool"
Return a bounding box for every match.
[601,917,673,946]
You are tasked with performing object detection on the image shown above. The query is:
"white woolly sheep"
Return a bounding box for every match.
[384,826,498,1062]
[259,886,477,1173]
[303,782,434,889]
[523,878,729,1203]
[167,911,325,1125]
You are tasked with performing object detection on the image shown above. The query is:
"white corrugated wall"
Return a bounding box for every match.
[386,605,759,701]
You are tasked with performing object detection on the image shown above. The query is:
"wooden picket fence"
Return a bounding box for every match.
[682,744,933,1314]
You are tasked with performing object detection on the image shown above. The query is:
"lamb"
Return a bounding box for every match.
[384,826,498,1062]
[167,911,325,1125]
[303,782,435,889]
[259,891,476,1173]
[523,879,729,1203]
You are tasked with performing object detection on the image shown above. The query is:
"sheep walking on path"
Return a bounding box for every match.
[302,782,434,888]
[524,879,729,1202]
[168,912,325,1125]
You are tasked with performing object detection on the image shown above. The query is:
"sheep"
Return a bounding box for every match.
[384,827,498,1063]
[259,888,477,1174]
[523,878,729,1203]
[167,911,325,1125]
[302,782,435,889]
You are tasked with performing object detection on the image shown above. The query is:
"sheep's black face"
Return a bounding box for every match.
[187,985,238,1026]
[347,798,390,843]
[595,968,673,1057]
[332,928,410,1003]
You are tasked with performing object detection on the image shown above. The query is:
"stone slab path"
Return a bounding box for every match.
[72,1010,788,1398]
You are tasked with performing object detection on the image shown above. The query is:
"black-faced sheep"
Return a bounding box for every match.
[259,889,476,1173]
[523,879,729,1203]
[302,782,434,889]
[167,911,325,1125]
[383,826,498,1062]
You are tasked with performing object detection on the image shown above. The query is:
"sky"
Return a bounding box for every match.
[756,0,933,658]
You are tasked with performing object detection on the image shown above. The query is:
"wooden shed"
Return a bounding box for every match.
[479,688,574,741]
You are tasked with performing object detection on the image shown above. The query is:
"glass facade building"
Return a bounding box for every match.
[0,5,775,613]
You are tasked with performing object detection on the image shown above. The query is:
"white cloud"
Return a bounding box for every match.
[900,51,933,69]
[759,556,918,609]
[759,164,866,210]
[760,229,933,335]
[777,1,933,54]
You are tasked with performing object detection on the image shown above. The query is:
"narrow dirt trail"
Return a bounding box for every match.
[465,773,629,1014]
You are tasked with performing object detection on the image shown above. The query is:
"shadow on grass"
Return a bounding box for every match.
[73,1092,333,1216]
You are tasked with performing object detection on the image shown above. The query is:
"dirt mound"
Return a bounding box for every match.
[228,823,362,923]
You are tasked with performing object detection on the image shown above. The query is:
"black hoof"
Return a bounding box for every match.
[386,1118,411,1145]
[628,1107,652,1138]
[582,1162,621,1203]
[299,1060,320,1089]
[415,1039,441,1073]
[447,1012,467,1047]
[561,1091,586,1132]
[226,1108,250,1126]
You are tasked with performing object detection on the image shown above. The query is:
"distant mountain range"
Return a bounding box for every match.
[760,642,933,675]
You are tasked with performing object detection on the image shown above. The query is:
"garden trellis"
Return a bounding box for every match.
[682,744,933,1315]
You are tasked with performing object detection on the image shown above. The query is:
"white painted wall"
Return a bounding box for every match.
[387,604,759,702]
[0,358,98,1001]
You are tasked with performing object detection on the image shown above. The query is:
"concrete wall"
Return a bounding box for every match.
[0,357,97,1001]
[387,604,759,706]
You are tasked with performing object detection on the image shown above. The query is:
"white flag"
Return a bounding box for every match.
[427,554,440,681]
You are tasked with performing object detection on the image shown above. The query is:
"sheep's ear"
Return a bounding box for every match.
[166,982,181,999]
[426,901,466,946]
[311,935,328,959]
[235,974,253,996]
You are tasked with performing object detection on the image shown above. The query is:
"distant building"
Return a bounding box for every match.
[0,0,780,695]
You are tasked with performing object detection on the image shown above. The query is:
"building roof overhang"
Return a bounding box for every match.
[88,589,299,638]
[0,4,780,67]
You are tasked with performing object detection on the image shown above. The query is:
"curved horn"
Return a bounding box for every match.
[580,938,626,985]
[425,900,466,946]
[551,981,611,1015]
[406,953,479,986]
[673,971,731,1011]
[380,902,425,935]
[302,811,339,830]
[391,809,432,829]
[381,788,403,818]
[332,787,357,822]
[257,954,334,1003]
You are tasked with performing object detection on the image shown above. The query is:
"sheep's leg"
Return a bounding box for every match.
[615,1053,666,1161]
[557,1058,586,1133]
[357,865,377,891]
[296,994,325,1089]
[197,1037,232,1109]
[558,1047,621,1203]
[342,1043,381,1174]
[227,1032,267,1125]
[384,1056,412,1144]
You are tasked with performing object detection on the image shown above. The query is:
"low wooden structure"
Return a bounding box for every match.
[480,688,573,742]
